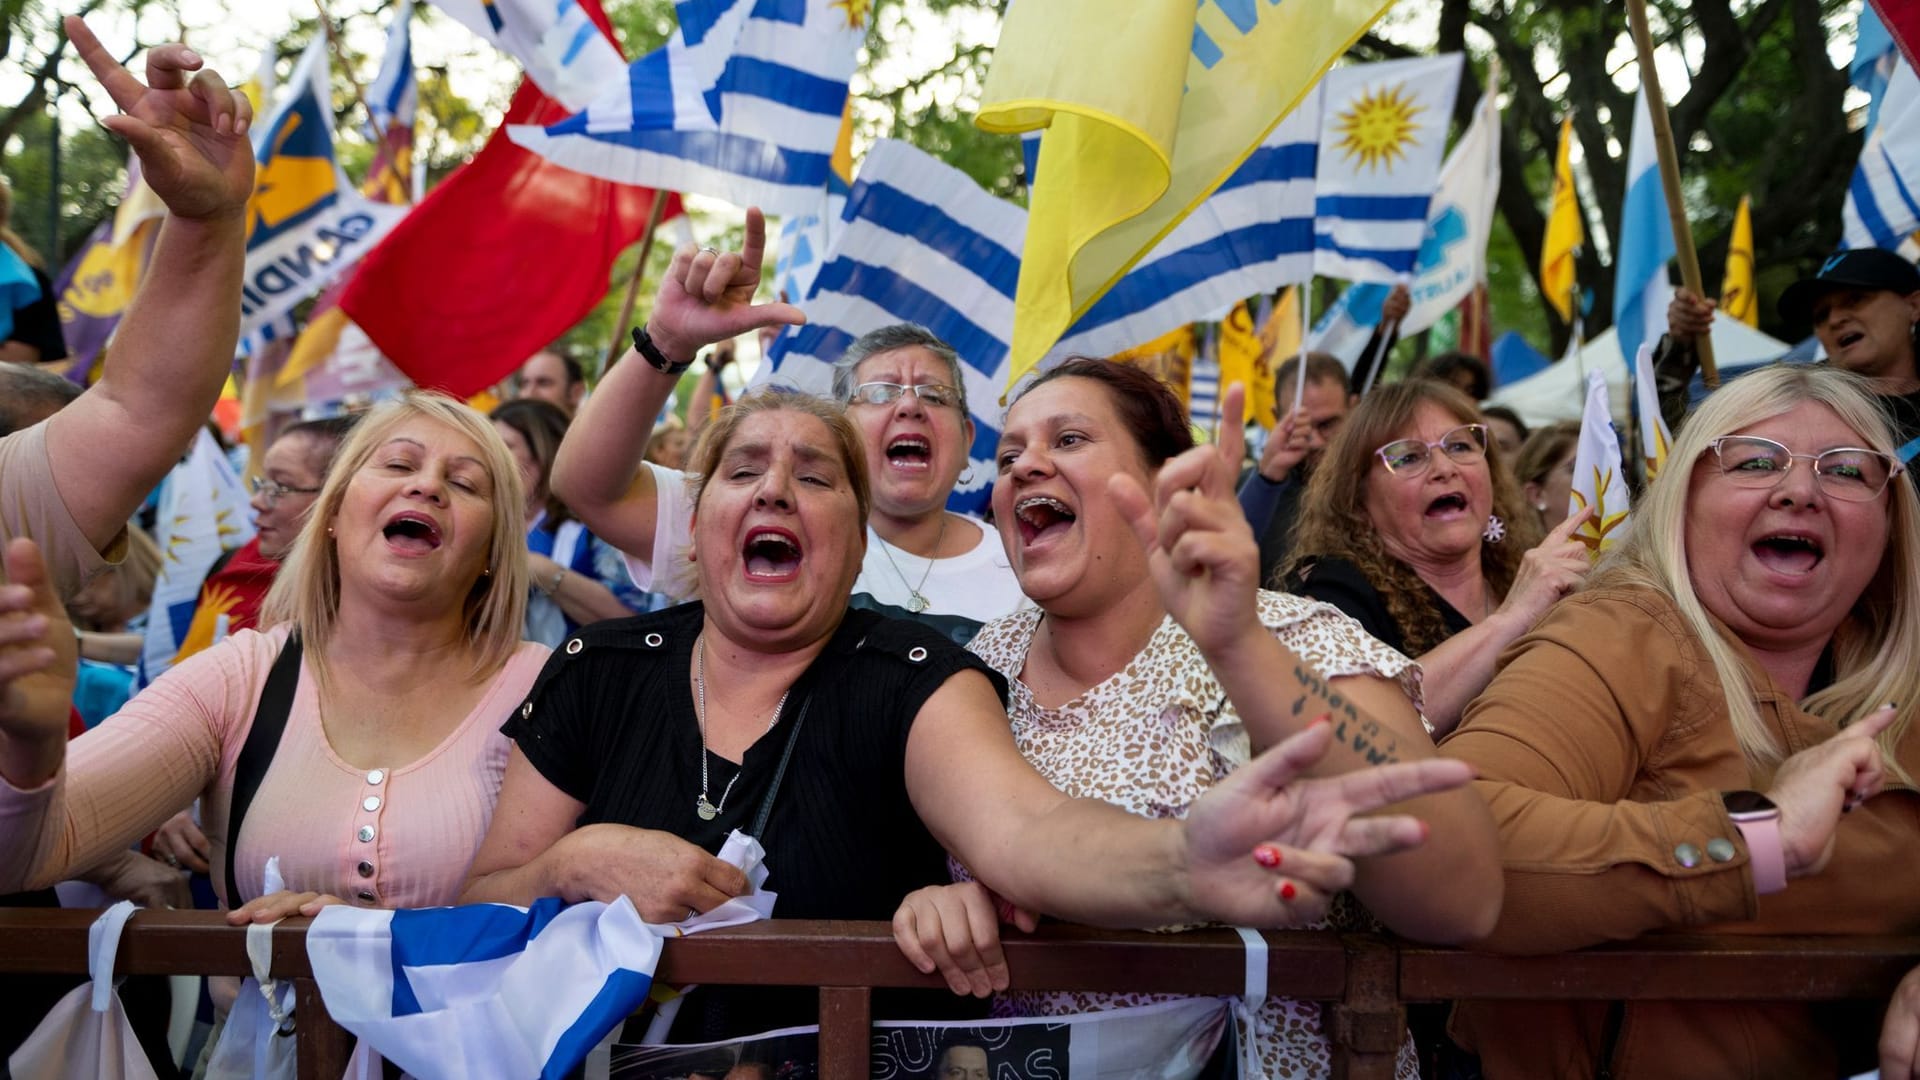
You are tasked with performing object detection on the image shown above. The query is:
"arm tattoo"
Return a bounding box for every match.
[1290,664,1401,765]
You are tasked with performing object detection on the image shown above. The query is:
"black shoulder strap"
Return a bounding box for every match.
[226,633,303,908]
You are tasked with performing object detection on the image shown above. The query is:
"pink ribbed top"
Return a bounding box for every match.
[0,624,548,909]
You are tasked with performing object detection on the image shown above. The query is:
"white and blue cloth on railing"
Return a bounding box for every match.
[307,831,773,1080]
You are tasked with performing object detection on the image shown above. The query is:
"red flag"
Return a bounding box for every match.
[1872,0,1920,70]
[342,42,679,396]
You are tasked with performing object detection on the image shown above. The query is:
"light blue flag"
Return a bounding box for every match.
[1312,54,1463,283]
[366,3,417,138]
[1844,58,1920,250]
[1306,281,1388,369]
[508,0,866,215]
[1613,87,1677,376]
[426,0,626,112]
[1045,85,1322,363]
[761,139,1025,515]
[1857,5,1899,130]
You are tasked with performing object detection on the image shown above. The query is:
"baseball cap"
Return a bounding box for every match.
[1778,248,1920,323]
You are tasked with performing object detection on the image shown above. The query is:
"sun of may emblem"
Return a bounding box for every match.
[829,0,872,29]
[1334,82,1425,172]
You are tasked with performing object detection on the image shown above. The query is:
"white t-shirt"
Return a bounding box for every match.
[623,462,1028,644]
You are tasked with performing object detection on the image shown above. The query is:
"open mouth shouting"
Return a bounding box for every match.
[742,526,803,582]
[1425,491,1471,521]
[1751,531,1824,576]
[382,511,443,555]
[1014,495,1077,548]
[885,433,933,472]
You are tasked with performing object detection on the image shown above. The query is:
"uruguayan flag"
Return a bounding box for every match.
[1844,57,1920,251]
[426,0,627,112]
[138,429,255,684]
[1614,86,1677,374]
[1045,86,1323,363]
[307,833,773,1080]
[366,4,417,138]
[760,139,1024,515]
[1313,54,1463,283]
[509,0,866,215]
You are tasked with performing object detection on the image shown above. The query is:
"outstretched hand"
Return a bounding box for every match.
[1182,719,1475,927]
[69,17,254,221]
[1110,382,1265,657]
[0,540,79,760]
[646,208,805,364]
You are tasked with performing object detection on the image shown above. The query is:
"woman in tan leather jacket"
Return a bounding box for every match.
[1441,363,1920,1079]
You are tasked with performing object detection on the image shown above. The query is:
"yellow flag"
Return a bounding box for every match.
[1720,194,1757,327]
[1218,299,1276,430]
[1109,324,1196,406]
[980,0,1393,391]
[1541,117,1582,324]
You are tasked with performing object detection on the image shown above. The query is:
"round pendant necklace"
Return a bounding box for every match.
[877,513,948,614]
[693,632,790,821]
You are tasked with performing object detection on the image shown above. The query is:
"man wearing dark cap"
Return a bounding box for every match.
[1657,248,1920,460]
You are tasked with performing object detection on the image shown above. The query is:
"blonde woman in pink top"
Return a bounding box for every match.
[0,392,548,921]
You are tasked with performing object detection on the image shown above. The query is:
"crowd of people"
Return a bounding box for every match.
[5,18,1920,1080]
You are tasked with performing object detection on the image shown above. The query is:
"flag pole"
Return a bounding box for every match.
[314,0,374,131]
[603,190,672,377]
[1624,0,1719,388]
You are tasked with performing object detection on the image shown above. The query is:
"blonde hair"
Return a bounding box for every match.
[260,391,529,685]
[676,390,871,596]
[1589,364,1920,780]
[1284,379,1540,654]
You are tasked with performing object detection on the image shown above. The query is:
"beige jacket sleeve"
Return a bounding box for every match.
[1439,590,1757,955]
[0,423,129,600]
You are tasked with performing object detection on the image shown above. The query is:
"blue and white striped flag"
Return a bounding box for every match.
[1614,86,1677,373]
[366,3,417,138]
[1045,86,1323,362]
[1312,54,1462,283]
[426,0,627,112]
[308,833,773,1080]
[761,139,1024,515]
[1844,57,1920,251]
[1189,323,1223,432]
[509,0,866,215]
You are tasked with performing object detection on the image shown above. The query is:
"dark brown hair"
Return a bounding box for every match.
[490,397,573,527]
[1014,357,1196,468]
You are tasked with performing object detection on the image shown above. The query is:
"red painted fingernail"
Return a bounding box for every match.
[1280,882,1297,901]
[1252,844,1282,869]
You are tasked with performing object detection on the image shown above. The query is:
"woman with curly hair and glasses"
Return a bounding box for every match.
[1282,379,1593,734]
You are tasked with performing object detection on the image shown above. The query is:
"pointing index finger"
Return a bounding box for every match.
[1549,503,1594,543]
[1217,383,1247,474]
[66,17,148,114]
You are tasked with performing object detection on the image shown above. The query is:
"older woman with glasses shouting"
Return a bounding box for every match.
[1442,363,1920,1079]
[1283,380,1592,734]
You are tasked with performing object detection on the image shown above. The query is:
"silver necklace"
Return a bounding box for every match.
[693,633,790,821]
[876,513,948,614]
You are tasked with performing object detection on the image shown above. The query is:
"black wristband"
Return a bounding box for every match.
[631,324,694,377]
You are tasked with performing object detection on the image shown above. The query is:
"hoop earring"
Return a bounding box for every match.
[1483,514,1506,544]
[959,465,975,485]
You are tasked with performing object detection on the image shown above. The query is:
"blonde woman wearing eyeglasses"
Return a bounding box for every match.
[1283,379,1592,735]
[1440,363,1920,1079]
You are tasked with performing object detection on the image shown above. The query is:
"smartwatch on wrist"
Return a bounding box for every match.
[1722,790,1787,895]
[631,324,694,377]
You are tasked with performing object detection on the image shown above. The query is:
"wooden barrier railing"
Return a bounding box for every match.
[4,909,1918,1079]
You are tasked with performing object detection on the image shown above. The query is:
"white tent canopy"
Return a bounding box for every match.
[1487,317,1791,428]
